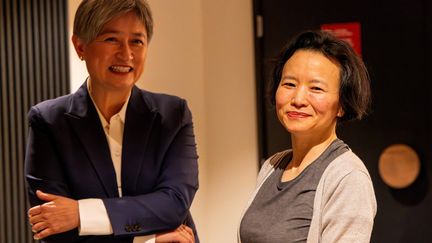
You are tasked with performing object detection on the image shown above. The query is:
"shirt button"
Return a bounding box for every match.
[115,150,121,157]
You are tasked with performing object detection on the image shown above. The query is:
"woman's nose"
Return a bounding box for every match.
[116,42,133,61]
[290,87,307,107]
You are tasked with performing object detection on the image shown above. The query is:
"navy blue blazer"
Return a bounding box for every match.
[25,82,199,242]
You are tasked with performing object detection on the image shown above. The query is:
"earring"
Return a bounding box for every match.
[79,56,84,61]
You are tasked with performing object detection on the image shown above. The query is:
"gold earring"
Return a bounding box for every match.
[79,56,84,61]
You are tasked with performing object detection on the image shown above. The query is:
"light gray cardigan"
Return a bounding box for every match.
[238,150,377,243]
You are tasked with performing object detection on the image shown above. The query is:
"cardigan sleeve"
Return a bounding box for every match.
[320,170,377,243]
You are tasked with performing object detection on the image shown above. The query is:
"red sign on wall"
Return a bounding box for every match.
[321,22,362,56]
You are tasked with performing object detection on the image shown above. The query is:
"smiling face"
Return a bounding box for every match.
[73,11,148,93]
[275,50,343,137]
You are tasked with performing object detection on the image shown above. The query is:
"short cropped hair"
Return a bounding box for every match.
[73,0,153,44]
[269,30,371,122]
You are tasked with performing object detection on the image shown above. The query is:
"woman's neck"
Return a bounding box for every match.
[88,80,130,121]
[281,129,337,182]
[289,128,338,169]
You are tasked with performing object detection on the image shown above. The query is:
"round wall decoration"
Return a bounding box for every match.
[378,144,420,189]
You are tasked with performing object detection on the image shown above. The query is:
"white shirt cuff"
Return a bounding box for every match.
[134,234,156,243]
[78,198,113,235]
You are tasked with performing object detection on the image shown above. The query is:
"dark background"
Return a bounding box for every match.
[253,0,432,242]
[0,0,69,242]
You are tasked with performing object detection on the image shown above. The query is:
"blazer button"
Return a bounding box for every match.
[133,224,142,231]
[124,225,132,232]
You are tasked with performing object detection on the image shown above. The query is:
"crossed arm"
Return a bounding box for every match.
[28,190,194,242]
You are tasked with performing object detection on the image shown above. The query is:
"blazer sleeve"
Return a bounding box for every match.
[103,99,199,237]
[24,106,82,242]
[25,106,72,203]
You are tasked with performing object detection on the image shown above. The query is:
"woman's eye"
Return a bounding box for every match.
[311,86,324,91]
[283,82,296,87]
[132,39,144,45]
[104,37,117,42]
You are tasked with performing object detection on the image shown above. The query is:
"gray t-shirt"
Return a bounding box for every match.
[240,139,349,243]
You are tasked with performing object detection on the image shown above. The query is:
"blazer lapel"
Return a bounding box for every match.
[121,86,157,196]
[64,82,119,198]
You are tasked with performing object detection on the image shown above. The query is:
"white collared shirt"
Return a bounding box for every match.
[78,81,154,243]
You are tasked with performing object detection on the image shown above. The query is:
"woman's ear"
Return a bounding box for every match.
[337,105,344,118]
[72,35,86,60]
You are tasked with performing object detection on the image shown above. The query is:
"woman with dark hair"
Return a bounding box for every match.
[239,30,376,243]
[25,0,197,242]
